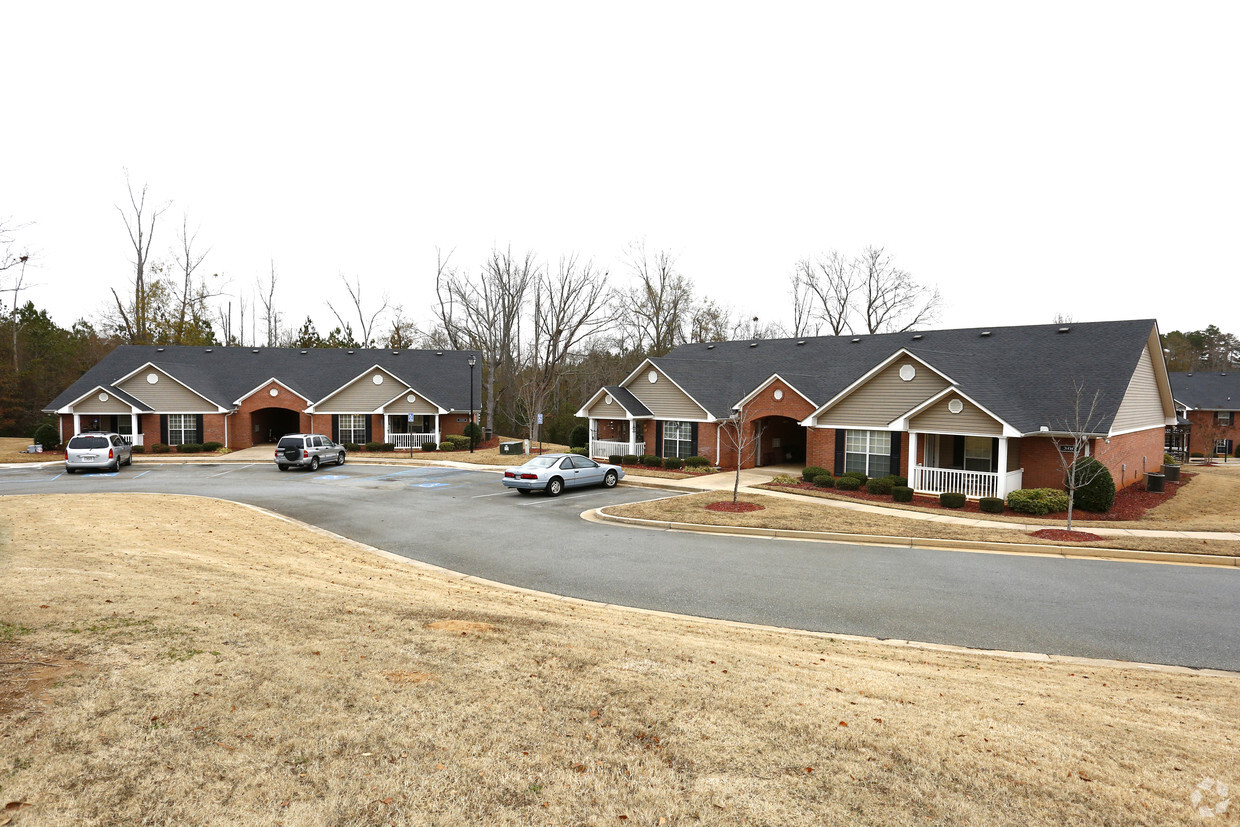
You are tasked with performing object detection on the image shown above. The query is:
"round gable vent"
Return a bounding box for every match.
[98,392,110,402]
[648,370,658,384]
[948,399,964,414]
[372,374,384,385]
[146,373,159,385]
[773,389,784,401]
[899,364,916,382]
[604,395,613,405]
[269,388,279,397]
[406,393,417,403]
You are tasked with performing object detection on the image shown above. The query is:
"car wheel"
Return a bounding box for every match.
[337,452,346,466]
[277,464,289,472]
[309,456,320,471]
[546,477,563,497]
[65,467,75,474]
[110,460,120,473]
[516,488,531,496]
[603,470,618,488]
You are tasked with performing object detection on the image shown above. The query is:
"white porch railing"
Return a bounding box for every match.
[390,433,439,449]
[121,434,144,446]
[912,465,1022,499]
[590,439,644,459]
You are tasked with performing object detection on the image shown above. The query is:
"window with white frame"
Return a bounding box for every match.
[1220,411,1233,426]
[338,414,366,444]
[166,414,196,446]
[845,429,891,477]
[662,421,694,459]
[1215,439,1233,456]
[963,436,994,472]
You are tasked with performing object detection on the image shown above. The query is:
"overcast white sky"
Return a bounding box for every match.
[4,2,1237,341]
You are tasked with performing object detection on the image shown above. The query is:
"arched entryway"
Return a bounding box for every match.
[250,407,301,444]
[755,415,806,467]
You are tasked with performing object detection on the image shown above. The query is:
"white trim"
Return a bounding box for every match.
[802,349,956,427]
[232,377,311,406]
[888,386,1021,438]
[617,358,714,420]
[733,373,816,410]
[57,384,144,414]
[1108,423,1176,438]
[574,387,655,419]
[307,364,407,412]
[110,362,228,412]
[375,386,450,415]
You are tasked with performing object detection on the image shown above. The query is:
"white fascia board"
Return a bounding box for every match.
[574,388,610,419]
[888,386,1022,438]
[1109,423,1176,438]
[58,385,141,414]
[112,362,229,413]
[233,377,311,406]
[618,358,714,418]
[734,374,816,410]
[1145,323,1178,421]
[307,364,404,412]
[802,349,956,427]
[376,388,448,415]
[575,387,655,419]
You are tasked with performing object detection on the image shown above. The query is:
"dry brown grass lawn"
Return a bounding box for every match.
[2,494,1237,825]
[607,491,1240,558]
[0,436,56,464]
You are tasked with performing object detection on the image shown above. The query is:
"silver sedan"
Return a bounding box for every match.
[501,453,624,496]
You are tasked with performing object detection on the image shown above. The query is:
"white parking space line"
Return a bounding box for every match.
[209,464,255,477]
[132,470,152,479]
[471,490,511,499]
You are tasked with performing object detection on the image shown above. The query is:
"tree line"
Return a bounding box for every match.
[3,176,1235,442]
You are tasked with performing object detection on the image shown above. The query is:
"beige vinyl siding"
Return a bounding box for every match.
[816,359,949,428]
[384,393,441,415]
[317,368,406,413]
[624,367,708,420]
[116,368,217,412]
[73,393,134,415]
[1111,344,1167,433]
[587,396,628,419]
[910,393,1003,436]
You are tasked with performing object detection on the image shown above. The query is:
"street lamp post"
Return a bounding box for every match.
[468,354,477,453]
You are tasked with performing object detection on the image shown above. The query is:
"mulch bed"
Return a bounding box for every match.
[706,501,765,513]
[1029,529,1104,542]
[767,473,1195,523]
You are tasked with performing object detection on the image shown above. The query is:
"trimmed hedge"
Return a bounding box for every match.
[892,485,913,503]
[640,454,660,467]
[802,466,829,483]
[608,454,623,465]
[131,444,145,454]
[622,454,639,465]
[176,443,203,453]
[150,443,171,454]
[444,434,471,449]
[202,441,224,452]
[813,474,835,488]
[33,423,60,450]
[1191,451,1204,458]
[438,441,455,451]
[888,475,908,487]
[1007,488,1070,516]
[421,441,437,452]
[364,441,383,452]
[1067,456,1115,513]
[940,492,966,509]
[866,477,894,495]
[571,447,588,456]
[1164,453,1178,466]
[568,424,589,450]
[663,457,684,470]
[835,476,860,491]
[979,497,1004,514]
[842,471,868,487]
[343,442,362,452]
[685,456,710,468]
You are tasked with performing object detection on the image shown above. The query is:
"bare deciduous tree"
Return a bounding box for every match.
[257,261,281,347]
[1,219,35,372]
[797,251,858,335]
[111,174,169,345]
[169,215,222,345]
[1049,379,1112,531]
[621,241,694,355]
[719,403,761,503]
[328,274,390,348]
[792,247,939,336]
[859,246,940,334]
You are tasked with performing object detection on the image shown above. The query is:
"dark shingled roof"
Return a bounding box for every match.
[1170,371,1240,410]
[649,319,1160,434]
[603,386,653,417]
[46,345,482,413]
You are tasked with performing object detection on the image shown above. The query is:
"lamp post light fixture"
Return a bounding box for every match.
[468,354,477,453]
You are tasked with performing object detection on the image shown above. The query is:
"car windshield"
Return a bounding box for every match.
[277,437,303,448]
[522,456,559,469]
[69,436,108,449]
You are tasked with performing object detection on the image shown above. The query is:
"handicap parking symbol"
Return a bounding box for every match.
[413,482,449,488]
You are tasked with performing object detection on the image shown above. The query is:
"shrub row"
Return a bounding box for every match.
[421,441,437,452]
[1006,488,1070,515]
[33,423,60,450]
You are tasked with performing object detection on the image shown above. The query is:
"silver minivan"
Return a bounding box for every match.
[274,433,346,472]
[65,432,133,473]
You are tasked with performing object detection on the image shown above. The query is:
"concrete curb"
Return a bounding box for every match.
[585,508,1240,568]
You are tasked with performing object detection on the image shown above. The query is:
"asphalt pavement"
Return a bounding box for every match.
[3,460,1238,671]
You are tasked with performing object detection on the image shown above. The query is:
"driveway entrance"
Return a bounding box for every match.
[250,407,301,444]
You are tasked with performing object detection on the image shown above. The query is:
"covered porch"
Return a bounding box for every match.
[908,432,1023,499]
[588,417,645,459]
[385,413,441,449]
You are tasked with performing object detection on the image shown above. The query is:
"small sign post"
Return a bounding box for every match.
[536,413,543,455]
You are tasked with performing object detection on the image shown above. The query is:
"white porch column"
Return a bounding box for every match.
[434,414,441,445]
[588,417,596,455]
[995,437,1010,498]
[908,431,919,489]
[73,413,81,435]
[131,412,139,443]
[628,416,636,455]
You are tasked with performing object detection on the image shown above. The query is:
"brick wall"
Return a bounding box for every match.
[806,428,836,471]
[1019,428,1163,491]
[1186,410,1240,457]
[440,414,471,438]
[233,383,312,449]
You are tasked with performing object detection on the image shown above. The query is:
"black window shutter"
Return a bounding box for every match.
[1215,411,1220,425]
[332,415,339,443]
[991,437,1000,472]
[364,416,372,444]
[655,421,663,457]
[160,415,168,445]
[889,432,902,477]
[953,435,965,469]
[834,429,845,475]
[195,415,204,444]
[690,423,698,458]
